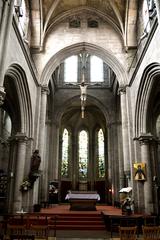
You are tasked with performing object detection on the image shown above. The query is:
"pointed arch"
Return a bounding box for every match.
[40,42,128,87]
[135,62,160,137]
[4,64,33,137]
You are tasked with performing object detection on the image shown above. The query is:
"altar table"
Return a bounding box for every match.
[65,191,100,211]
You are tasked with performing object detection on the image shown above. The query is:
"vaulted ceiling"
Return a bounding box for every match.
[30,0,137,50]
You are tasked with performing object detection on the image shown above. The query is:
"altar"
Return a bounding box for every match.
[65,191,100,211]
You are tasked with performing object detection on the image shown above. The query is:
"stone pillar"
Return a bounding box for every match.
[72,133,77,190]
[13,133,28,212]
[155,0,160,24]
[38,86,49,159]
[0,0,15,103]
[119,86,130,184]
[38,85,49,201]
[53,122,60,179]
[138,134,153,214]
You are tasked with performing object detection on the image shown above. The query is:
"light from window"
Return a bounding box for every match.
[79,130,88,178]
[61,129,69,177]
[143,0,150,32]
[90,55,103,82]
[156,115,160,138]
[2,110,11,140]
[64,55,78,82]
[98,129,105,178]
[15,0,26,37]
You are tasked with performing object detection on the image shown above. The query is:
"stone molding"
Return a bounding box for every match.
[118,85,128,95]
[136,133,156,145]
[0,87,6,106]
[40,42,128,87]
[13,133,29,142]
[41,85,50,95]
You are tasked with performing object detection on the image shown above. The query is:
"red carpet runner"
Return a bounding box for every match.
[40,204,121,231]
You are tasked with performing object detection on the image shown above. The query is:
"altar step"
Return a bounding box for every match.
[49,213,106,231]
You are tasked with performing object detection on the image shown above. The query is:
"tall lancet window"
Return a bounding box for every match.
[90,55,103,82]
[64,55,78,82]
[98,129,105,178]
[79,130,88,178]
[61,129,69,177]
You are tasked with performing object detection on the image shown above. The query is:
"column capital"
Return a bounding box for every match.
[118,85,128,95]
[41,85,50,95]
[136,133,155,145]
[0,87,6,106]
[13,133,28,142]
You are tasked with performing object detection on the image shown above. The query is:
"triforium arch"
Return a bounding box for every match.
[135,62,160,214]
[1,63,33,212]
[40,42,128,87]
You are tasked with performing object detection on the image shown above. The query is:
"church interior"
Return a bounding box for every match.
[1,0,160,238]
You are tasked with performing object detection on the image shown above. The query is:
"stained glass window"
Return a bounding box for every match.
[79,130,88,178]
[64,55,78,82]
[98,129,105,178]
[90,55,103,82]
[61,129,69,177]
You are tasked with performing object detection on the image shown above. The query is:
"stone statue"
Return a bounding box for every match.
[30,149,41,173]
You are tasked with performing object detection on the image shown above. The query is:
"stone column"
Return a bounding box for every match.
[38,86,49,159]
[38,85,49,201]
[13,133,28,212]
[53,122,60,179]
[72,133,77,190]
[138,134,153,214]
[119,86,130,184]
[155,0,160,24]
[0,0,15,104]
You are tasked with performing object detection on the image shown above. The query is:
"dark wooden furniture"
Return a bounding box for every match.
[119,226,137,240]
[10,235,34,240]
[142,225,160,240]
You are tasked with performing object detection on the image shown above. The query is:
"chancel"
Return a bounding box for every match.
[0,0,160,238]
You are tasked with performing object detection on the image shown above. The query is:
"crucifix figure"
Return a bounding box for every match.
[80,79,88,118]
[79,49,89,118]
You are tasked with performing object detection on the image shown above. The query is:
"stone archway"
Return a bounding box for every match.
[1,64,33,212]
[135,62,160,214]
[40,42,128,87]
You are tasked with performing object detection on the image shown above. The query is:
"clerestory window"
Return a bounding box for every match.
[64,55,78,82]
[90,56,103,82]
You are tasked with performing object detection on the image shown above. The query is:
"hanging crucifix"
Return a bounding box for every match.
[80,75,88,118]
[79,49,89,118]
[65,49,100,118]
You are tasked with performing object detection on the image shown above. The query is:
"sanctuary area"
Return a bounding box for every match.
[0,0,160,219]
